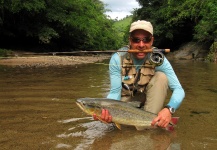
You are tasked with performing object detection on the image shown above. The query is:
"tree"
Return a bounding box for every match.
[194,0,217,42]
[0,0,121,51]
[133,0,216,49]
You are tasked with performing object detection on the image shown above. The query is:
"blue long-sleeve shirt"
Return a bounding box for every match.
[107,52,185,110]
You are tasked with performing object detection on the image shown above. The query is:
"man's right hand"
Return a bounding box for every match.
[93,109,112,123]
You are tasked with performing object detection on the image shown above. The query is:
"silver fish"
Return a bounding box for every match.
[76,98,179,131]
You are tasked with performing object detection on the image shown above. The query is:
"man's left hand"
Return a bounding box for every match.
[151,108,172,128]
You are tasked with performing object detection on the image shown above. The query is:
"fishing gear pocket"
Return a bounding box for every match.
[137,67,155,85]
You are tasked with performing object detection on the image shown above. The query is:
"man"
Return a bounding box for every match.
[94,20,185,129]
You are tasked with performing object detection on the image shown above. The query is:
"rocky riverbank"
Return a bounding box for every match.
[166,42,210,61]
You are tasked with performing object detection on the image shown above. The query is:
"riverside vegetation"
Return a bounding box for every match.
[0,0,216,61]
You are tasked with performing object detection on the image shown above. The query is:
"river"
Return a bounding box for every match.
[0,59,217,150]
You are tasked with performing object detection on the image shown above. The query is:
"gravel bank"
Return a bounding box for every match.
[0,55,111,67]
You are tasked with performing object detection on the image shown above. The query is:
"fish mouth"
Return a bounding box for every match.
[76,102,84,110]
[76,100,88,114]
[76,99,95,115]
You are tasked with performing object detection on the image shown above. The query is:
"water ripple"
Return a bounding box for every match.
[57,117,115,149]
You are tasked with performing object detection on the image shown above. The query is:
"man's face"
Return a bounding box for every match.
[129,29,154,59]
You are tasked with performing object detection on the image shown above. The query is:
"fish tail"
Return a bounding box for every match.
[166,125,174,131]
[166,117,179,131]
[171,117,179,125]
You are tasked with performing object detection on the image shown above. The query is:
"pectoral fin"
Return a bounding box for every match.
[115,123,122,130]
[94,115,109,124]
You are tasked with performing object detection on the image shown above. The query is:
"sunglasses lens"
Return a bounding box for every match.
[143,37,152,42]
[131,38,140,43]
[131,37,151,43]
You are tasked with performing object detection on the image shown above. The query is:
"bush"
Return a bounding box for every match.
[205,41,217,62]
[0,49,13,57]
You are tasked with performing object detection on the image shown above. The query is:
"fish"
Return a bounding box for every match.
[76,98,179,131]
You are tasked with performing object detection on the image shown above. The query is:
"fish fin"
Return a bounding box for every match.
[165,125,174,132]
[171,117,179,125]
[95,116,109,124]
[135,126,146,131]
[165,117,179,131]
[115,123,122,130]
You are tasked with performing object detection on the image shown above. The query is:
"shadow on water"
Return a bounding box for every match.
[0,59,217,149]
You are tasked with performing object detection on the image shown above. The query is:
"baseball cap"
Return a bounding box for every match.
[129,20,153,35]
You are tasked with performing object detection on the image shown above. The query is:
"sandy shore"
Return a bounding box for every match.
[0,55,111,67]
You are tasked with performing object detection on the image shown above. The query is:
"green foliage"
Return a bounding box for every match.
[205,41,217,62]
[0,49,12,57]
[53,0,120,50]
[1,0,216,52]
[38,27,59,44]
[0,0,122,51]
[113,16,133,46]
[134,0,216,49]
[113,16,132,29]
[194,0,217,41]
[9,0,46,12]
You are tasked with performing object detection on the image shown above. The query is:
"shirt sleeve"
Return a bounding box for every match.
[156,57,185,110]
[106,53,122,100]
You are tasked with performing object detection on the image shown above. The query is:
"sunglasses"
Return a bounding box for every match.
[131,36,152,43]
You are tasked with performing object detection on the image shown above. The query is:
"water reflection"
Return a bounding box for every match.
[57,117,113,149]
[57,117,178,150]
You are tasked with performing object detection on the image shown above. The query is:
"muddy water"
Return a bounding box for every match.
[0,59,217,150]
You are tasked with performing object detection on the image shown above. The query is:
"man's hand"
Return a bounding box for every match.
[93,109,112,123]
[151,108,172,128]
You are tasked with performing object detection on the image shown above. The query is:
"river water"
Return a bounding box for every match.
[0,59,217,150]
